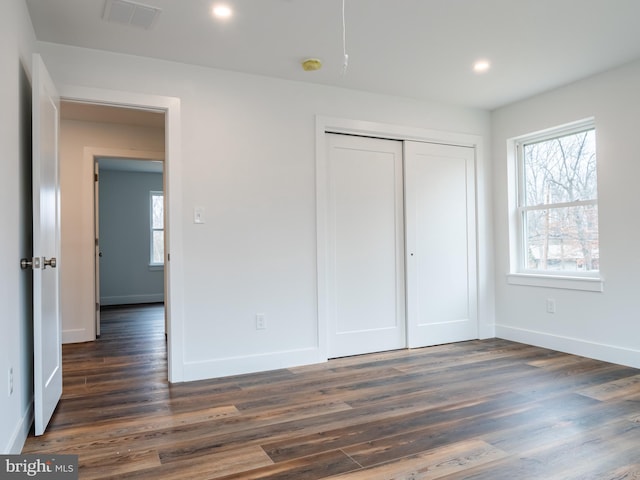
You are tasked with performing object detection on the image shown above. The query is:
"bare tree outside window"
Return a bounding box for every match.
[520,127,599,272]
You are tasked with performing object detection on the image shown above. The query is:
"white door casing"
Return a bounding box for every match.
[325,134,406,358]
[32,54,63,436]
[81,147,165,342]
[404,141,478,347]
[59,86,183,382]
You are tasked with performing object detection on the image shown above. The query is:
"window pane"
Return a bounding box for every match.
[523,129,597,206]
[524,205,599,272]
[152,230,164,264]
[152,194,163,229]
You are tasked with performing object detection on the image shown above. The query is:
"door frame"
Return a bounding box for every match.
[90,148,166,338]
[315,115,487,359]
[59,85,185,382]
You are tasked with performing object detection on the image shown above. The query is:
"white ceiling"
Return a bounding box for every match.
[25,0,640,110]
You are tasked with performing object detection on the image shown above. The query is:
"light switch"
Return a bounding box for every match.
[194,206,205,224]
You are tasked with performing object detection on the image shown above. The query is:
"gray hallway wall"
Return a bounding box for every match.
[99,167,164,305]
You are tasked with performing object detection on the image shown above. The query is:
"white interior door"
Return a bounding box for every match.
[94,161,101,337]
[326,134,405,358]
[32,54,62,436]
[405,141,477,347]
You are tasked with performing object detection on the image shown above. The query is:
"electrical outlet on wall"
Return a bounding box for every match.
[256,313,267,330]
[546,298,556,314]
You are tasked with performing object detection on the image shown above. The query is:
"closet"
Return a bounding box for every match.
[324,133,477,358]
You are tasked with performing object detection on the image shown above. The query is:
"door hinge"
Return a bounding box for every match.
[96,302,100,312]
[95,173,98,182]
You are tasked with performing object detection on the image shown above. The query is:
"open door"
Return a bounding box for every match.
[32,54,62,436]
[94,160,101,337]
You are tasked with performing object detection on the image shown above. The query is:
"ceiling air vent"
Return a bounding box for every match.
[102,0,161,30]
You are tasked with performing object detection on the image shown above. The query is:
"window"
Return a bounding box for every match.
[515,121,599,276]
[150,191,164,265]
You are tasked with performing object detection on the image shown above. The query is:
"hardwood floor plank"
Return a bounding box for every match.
[213,450,360,480]
[590,463,640,480]
[440,418,640,480]
[325,439,508,480]
[111,446,274,480]
[338,404,540,468]
[79,448,161,480]
[262,391,532,463]
[578,374,640,401]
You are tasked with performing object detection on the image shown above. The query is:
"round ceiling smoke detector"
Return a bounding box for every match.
[301,58,322,71]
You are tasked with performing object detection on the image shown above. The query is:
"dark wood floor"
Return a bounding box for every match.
[23,304,640,479]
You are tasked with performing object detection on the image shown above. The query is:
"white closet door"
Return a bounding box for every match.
[326,134,406,358]
[405,141,478,347]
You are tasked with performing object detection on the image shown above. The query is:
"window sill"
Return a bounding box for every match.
[507,273,603,292]
[148,264,164,272]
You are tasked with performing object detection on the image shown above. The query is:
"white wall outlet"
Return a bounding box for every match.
[8,367,14,396]
[256,313,267,330]
[546,298,556,314]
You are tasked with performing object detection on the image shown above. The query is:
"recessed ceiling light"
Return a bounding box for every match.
[473,59,491,74]
[212,4,232,19]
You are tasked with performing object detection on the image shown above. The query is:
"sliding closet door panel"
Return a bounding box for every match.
[326,134,405,358]
[405,141,477,347]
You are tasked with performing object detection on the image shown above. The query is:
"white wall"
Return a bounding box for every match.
[38,41,492,381]
[59,118,164,342]
[0,0,35,454]
[492,60,640,368]
[99,169,164,305]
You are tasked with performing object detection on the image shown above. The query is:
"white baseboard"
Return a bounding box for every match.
[478,323,496,340]
[496,325,640,369]
[100,294,164,306]
[181,347,325,382]
[62,328,92,344]
[5,400,33,454]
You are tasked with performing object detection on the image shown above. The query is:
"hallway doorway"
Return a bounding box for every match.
[59,101,167,358]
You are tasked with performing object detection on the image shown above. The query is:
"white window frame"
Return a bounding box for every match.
[507,119,603,292]
[150,190,164,268]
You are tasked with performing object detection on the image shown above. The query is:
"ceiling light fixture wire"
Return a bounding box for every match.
[342,0,349,75]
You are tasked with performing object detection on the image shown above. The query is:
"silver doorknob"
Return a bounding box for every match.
[43,257,57,269]
[20,257,41,270]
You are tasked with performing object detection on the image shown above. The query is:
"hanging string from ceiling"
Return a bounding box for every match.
[342,0,349,75]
